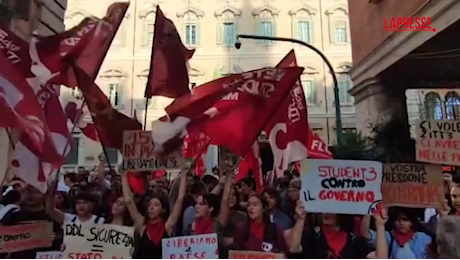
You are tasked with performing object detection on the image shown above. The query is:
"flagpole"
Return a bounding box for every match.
[143,97,149,131]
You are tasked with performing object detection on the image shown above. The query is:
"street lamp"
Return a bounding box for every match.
[235,34,344,145]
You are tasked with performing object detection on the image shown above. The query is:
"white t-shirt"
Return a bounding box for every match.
[63,213,105,226]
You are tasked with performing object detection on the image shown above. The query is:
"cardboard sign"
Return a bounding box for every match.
[300,159,382,215]
[161,233,219,259]
[36,251,63,259]
[122,130,184,172]
[382,163,444,208]
[416,119,460,166]
[63,223,134,259]
[0,222,53,253]
[229,250,284,259]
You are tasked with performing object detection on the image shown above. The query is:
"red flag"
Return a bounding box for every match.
[127,171,146,195]
[42,2,129,87]
[72,64,142,150]
[0,51,47,153]
[267,50,332,177]
[0,26,70,192]
[150,68,302,156]
[192,67,304,156]
[236,141,263,192]
[64,97,99,142]
[308,131,332,159]
[145,6,195,98]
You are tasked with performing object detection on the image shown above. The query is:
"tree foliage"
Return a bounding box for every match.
[332,116,416,163]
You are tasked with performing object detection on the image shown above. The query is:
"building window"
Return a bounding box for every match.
[301,80,316,104]
[185,24,197,46]
[297,21,311,43]
[215,7,242,47]
[108,83,121,107]
[253,6,279,45]
[100,69,126,108]
[326,5,349,44]
[335,20,347,43]
[445,91,460,120]
[338,74,353,105]
[222,22,236,46]
[177,7,203,47]
[64,136,79,165]
[104,147,119,165]
[141,11,155,46]
[259,21,274,44]
[344,128,357,133]
[424,92,443,120]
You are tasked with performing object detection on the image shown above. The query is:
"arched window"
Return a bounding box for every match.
[325,5,350,44]
[289,4,317,43]
[177,7,204,47]
[445,91,460,120]
[252,5,279,45]
[99,69,127,109]
[336,64,353,105]
[300,65,319,105]
[215,6,242,46]
[139,8,156,47]
[424,92,443,120]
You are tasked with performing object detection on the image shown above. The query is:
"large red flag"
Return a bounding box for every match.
[267,50,332,177]
[191,67,304,156]
[0,26,70,192]
[145,6,195,98]
[41,2,129,87]
[64,96,99,142]
[72,64,142,150]
[149,67,302,156]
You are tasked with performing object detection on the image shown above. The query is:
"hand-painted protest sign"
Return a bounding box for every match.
[416,119,460,166]
[161,233,219,259]
[36,251,63,259]
[0,222,53,253]
[63,223,134,259]
[300,159,382,215]
[229,250,284,259]
[382,163,444,208]
[122,130,184,172]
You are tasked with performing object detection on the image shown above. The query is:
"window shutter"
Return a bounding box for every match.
[292,18,297,40]
[329,19,336,43]
[196,23,201,45]
[309,19,315,43]
[216,21,223,45]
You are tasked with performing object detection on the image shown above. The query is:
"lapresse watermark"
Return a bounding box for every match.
[383,17,436,32]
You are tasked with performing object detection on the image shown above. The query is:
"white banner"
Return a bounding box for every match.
[162,233,219,259]
[63,223,134,259]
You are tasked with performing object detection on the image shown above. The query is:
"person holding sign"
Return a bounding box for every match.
[360,207,431,258]
[121,166,188,259]
[230,193,288,254]
[288,200,373,259]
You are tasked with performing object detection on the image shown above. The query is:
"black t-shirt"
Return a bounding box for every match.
[287,227,372,259]
[1,209,62,259]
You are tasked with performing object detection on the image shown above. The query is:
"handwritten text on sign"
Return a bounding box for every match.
[300,159,382,215]
[229,250,284,259]
[161,233,219,259]
[63,223,134,259]
[36,251,63,259]
[382,163,444,208]
[122,130,184,171]
[416,119,460,166]
[0,222,53,253]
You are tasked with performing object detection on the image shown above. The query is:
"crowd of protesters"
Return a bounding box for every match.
[1,157,460,259]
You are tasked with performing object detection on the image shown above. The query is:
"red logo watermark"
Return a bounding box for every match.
[383,17,436,32]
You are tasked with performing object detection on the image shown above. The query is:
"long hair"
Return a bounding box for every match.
[241,194,278,249]
[142,193,170,221]
[200,193,220,218]
[230,185,243,211]
[436,216,460,258]
[105,196,134,226]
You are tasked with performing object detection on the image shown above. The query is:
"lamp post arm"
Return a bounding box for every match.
[237,34,344,145]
